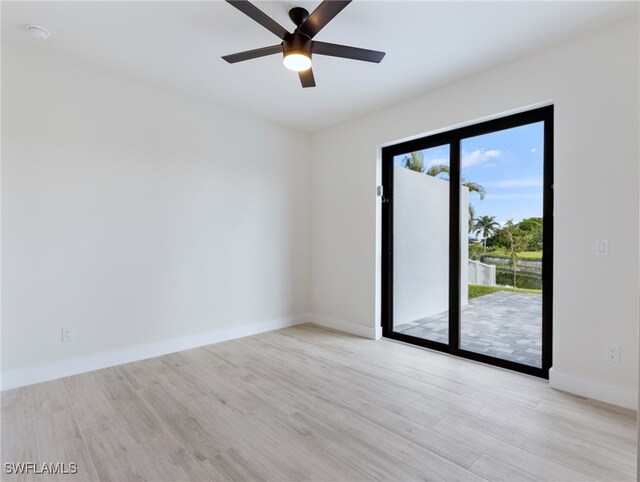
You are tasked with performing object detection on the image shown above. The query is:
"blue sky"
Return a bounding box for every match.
[394,121,544,226]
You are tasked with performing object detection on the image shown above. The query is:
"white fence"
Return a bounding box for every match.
[468,260,496,286]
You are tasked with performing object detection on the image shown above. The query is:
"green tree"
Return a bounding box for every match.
[402,151,425,173]
[469,241,483,261]
[516,217,543,251]
[517,217,542,230]
[468,203,476,233]
[423,163,486,200]
[473,215,500,253]
[425,163,449,177]
[462,181,486,200]
[502,219,532,287]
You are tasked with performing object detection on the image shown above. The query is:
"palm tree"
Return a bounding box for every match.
[473,215,500,253]
[402,151,425,173]
[461,181,486,200]
[423,163,486,200]
[425,163,449,178]
[468,203,476,233]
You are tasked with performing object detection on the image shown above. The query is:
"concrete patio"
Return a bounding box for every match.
[395,290,542,367]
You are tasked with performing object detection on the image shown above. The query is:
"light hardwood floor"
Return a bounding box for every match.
[1,324,637,481]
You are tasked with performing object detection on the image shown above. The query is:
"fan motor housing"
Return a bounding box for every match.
[283,33,312,59]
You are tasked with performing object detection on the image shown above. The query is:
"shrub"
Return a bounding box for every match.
[468,284,542,300]
[495,268,542,290]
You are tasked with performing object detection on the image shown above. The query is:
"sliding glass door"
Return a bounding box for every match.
[392,144,450,344]
[382,106,553,378]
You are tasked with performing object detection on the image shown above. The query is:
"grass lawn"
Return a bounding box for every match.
[483,248,542,261]
[468,284,542,300]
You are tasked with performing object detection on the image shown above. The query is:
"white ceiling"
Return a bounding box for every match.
[3,1,638,132]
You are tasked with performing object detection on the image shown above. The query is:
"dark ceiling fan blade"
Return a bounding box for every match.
[226,0,289,39]
[299,68,316,88]
[222,44,283,64]
[313,41,385,63]
[296,1,351,39]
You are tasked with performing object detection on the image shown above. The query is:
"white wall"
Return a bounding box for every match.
[309,18,640,408]
[1,43,311,383]
[468,260,496,287]
[393,166,468,326]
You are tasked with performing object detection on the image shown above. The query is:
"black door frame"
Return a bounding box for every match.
[381,105,553,378]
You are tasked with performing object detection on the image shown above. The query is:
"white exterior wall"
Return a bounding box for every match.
[393,166,448,325]
[393,166,469,325]
[468,261,497,287]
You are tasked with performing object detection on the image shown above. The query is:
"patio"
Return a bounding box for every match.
[395,290,542,367]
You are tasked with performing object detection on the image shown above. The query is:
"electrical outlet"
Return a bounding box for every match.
[61,326,75,343]
[595,240,609,256]
[604,344,620,363]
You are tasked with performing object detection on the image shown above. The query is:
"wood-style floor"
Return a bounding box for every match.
[2,324,637,481]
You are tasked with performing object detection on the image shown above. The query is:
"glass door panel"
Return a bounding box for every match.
[392,145,450,344]
[460,122,544,367]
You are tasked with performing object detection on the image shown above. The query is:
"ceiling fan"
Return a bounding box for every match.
[222,0,386,88]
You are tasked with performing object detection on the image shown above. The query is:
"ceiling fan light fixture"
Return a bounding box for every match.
[221,1,386,88]
[283,51,312,72]
[282,33,312,72]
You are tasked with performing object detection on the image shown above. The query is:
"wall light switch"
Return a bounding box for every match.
[594,240,608,256]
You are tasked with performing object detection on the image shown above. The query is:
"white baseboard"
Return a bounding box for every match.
[1,315,306,391]
[304,313,381,340]
[549,367,637,410]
